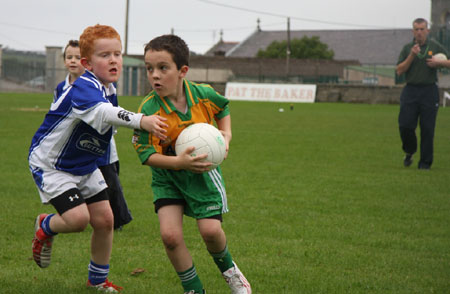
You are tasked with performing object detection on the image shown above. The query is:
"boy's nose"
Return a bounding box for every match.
[110,55,120,63]
[152,71,160,78]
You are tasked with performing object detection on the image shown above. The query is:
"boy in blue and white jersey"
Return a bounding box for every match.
[55,39,133,230]
[29,24,168,292]
[54,40,85,99]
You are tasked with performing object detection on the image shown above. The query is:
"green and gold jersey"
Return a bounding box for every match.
[133,79,230,164]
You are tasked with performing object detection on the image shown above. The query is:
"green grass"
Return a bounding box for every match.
[346,65,396,78]
[0,93,449,294]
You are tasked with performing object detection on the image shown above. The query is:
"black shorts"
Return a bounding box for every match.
[49,188,109,215]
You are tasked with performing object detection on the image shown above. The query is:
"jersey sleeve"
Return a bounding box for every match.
[397,44,410,65]
[74,103,143,134]
[70,82,143,134]
[201,84,230,120]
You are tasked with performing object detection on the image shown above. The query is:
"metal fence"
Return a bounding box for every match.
[2,30,450,94]
[0,50,47,92]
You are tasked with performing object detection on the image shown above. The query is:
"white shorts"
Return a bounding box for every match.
[30,165,107,204]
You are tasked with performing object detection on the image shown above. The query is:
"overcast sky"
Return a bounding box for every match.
[0,0,431,55]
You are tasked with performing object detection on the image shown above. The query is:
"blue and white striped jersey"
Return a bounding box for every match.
[29,70,140,176]
[54,74,119,168]
[54,74,71,101]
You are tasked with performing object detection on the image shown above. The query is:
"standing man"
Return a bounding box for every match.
[397,18,450,169]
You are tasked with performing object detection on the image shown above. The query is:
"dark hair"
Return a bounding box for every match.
[144,34,189,69]
[413,18,428,28]
[63,40,80,59]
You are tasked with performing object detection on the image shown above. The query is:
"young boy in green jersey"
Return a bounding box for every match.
[132,34,251,294]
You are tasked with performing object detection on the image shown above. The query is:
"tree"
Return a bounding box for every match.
[257,36,334,60]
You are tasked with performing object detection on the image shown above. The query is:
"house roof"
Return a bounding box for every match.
[204,41,239,56]
[225,29,413,65]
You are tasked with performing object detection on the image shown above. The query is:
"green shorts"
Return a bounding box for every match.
[151,166,228,219]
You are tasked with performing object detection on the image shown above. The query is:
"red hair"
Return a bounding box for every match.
[79,24,121,60]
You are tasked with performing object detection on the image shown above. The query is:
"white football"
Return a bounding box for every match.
[175,123,226,170]
[434,53,447,61]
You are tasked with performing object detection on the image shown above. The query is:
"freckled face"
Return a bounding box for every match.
[144,49,187,98]
[83,38,122,86]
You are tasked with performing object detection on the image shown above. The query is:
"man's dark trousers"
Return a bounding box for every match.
[398,84,439,168]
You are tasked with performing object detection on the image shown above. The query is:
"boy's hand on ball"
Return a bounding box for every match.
[141,115,168,140]
[178,146,212,173]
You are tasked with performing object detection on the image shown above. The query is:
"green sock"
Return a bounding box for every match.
[209,245,234,273]
[177,265,203,293]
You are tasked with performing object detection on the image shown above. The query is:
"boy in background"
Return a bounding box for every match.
[29,24,168,292]
[133,34,251,294]
[55,39,133,231]
[54,40,85,97]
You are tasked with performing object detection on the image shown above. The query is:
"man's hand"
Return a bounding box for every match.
[410,43,421,56]
[426,55,445,68]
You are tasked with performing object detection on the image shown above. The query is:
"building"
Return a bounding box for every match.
[204,0,450,86]
[223,29,411,65]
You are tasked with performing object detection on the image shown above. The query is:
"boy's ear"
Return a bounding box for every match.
[80,58,92,70]
[179,65,189,78]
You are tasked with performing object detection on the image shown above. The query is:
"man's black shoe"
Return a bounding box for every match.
[418,163,431,170]
[403,154,413,167]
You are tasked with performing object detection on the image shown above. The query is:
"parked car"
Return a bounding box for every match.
[26,76,45,88]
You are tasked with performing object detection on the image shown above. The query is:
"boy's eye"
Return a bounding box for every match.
[160,65,168,71]
[146,67,153,72]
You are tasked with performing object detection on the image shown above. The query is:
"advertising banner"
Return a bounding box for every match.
[225,82,316,103]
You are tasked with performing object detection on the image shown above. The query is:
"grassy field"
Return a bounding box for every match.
[0,92,449,294]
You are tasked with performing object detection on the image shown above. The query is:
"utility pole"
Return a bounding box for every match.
[124,0,129,55]
[286,17,291,80]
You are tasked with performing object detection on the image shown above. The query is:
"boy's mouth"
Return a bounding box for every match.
[109,68,118,74]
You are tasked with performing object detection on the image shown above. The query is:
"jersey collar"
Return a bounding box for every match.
[158,79,196,114]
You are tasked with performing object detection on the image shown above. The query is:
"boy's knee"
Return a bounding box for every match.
[199,225,223,243]
[91,211,114,231]
[161,230,183,251]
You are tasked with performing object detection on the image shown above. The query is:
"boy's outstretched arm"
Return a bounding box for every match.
[78,103,168,139]
[140,115,168,140]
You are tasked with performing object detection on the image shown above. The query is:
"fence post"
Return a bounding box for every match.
[0,44,2,79]
[45,46,65,92]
